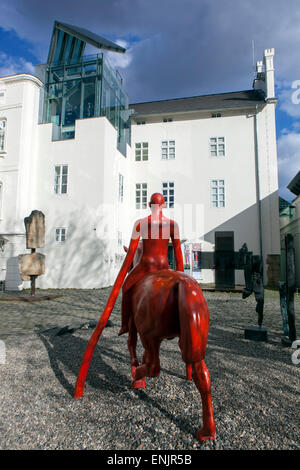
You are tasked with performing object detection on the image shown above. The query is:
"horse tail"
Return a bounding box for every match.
[178,279,210,364]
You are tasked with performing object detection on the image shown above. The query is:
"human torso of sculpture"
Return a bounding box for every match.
[122,215,171,292]
[74,193,215,442]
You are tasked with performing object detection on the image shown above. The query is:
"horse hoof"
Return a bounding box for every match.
[196,428,215,442]
[132,379,146,389]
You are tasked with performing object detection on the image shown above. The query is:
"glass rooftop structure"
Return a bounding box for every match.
[37,21,131,156]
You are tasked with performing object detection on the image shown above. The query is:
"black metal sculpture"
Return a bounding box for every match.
[239,243,264,327]
[279,234,297,345]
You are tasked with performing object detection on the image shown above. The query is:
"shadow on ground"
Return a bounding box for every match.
[36,319,298,449]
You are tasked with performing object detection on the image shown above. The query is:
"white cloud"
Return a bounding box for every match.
[277,131,300,200]
[0,52,35,78]
[278,83,300,118]
[105,40,133,70]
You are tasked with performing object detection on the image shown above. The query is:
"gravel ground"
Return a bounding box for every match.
[0,288,299,450]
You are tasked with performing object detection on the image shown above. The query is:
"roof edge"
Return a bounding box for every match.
[287,170,300,196]
[0,73,43,88]
[129,89,263,107]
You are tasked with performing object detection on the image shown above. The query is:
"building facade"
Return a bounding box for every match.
[0,22,281,290]
[280,172,300,288]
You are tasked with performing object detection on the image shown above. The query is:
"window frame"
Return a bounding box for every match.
[54,164,69,195]
[136,182,148,209]
[118,173,124,202]
[117,230,122,247]
[0,118,7,154]
[161,140,175,160]
[135,142,149,161]
[209,136,226,157]
[162,181,175,208]
[55,227,67,243]
[210,179,226,208]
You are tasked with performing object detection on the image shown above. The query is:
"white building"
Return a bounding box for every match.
[0,22,280,290]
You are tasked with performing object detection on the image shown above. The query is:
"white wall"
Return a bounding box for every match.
[33,116,130,289]
[0,75,42,290]
[131,108,276,284]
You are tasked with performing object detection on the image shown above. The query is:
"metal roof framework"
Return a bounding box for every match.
[287,171,300,196]
[47,21,126,64]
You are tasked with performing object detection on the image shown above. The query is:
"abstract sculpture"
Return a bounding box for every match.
[74,193,215,442]
[18,210,46,296]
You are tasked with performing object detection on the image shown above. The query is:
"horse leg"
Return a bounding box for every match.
[118,289,131,336]
[128,316,138,371]
[128,317,146,389]
[133,336,161,381]
[178,338,192,380]
[192,360,216,442]
[186,363,193,381]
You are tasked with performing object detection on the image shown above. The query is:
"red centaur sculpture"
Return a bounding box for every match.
[74,193,215,442]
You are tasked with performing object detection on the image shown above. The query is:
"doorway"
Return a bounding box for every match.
[167,245,175,269]
[215,231,235,289]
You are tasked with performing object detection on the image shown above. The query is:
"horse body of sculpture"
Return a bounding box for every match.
[132,270,208,358]
[126,269,215,442]
[74,193,215,442]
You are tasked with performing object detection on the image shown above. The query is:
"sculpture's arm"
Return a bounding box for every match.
[171,221,184,272]
[74,220,141,399]
[110,220,141,291]
[123,239,143,270]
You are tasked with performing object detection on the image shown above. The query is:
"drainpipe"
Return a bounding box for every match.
[253,105,264,278]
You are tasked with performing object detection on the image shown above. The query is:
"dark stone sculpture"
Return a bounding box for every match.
[240,244,264,327]
[280,234,297,345]
[239,244,267,341]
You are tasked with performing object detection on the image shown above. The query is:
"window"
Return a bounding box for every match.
[136,121,146,125]
[211,180,225,207]
[161,140,175,160]
[118,173,124,202]
[55,227,67,242]
[163,118,173,122]
[117,231,122,247]
[54,165,68,194]
[135,142,148,161]
[136,183,147,209]
[162,181,175,208]
[210,137,225,157]
[212,113,221,118]
[0,119,6,153]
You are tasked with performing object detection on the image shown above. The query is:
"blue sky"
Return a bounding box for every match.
[0,0,299,202]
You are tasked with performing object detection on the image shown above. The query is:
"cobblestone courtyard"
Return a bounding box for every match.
[0,288,299,449]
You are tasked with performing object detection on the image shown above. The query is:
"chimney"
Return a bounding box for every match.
[263,48,275,99]
[256,61,263,73]
[253,60,265,93]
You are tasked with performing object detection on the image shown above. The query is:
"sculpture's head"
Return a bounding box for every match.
[149,192,166,210]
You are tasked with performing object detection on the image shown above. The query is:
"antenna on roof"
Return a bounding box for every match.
[252,39,256,78]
